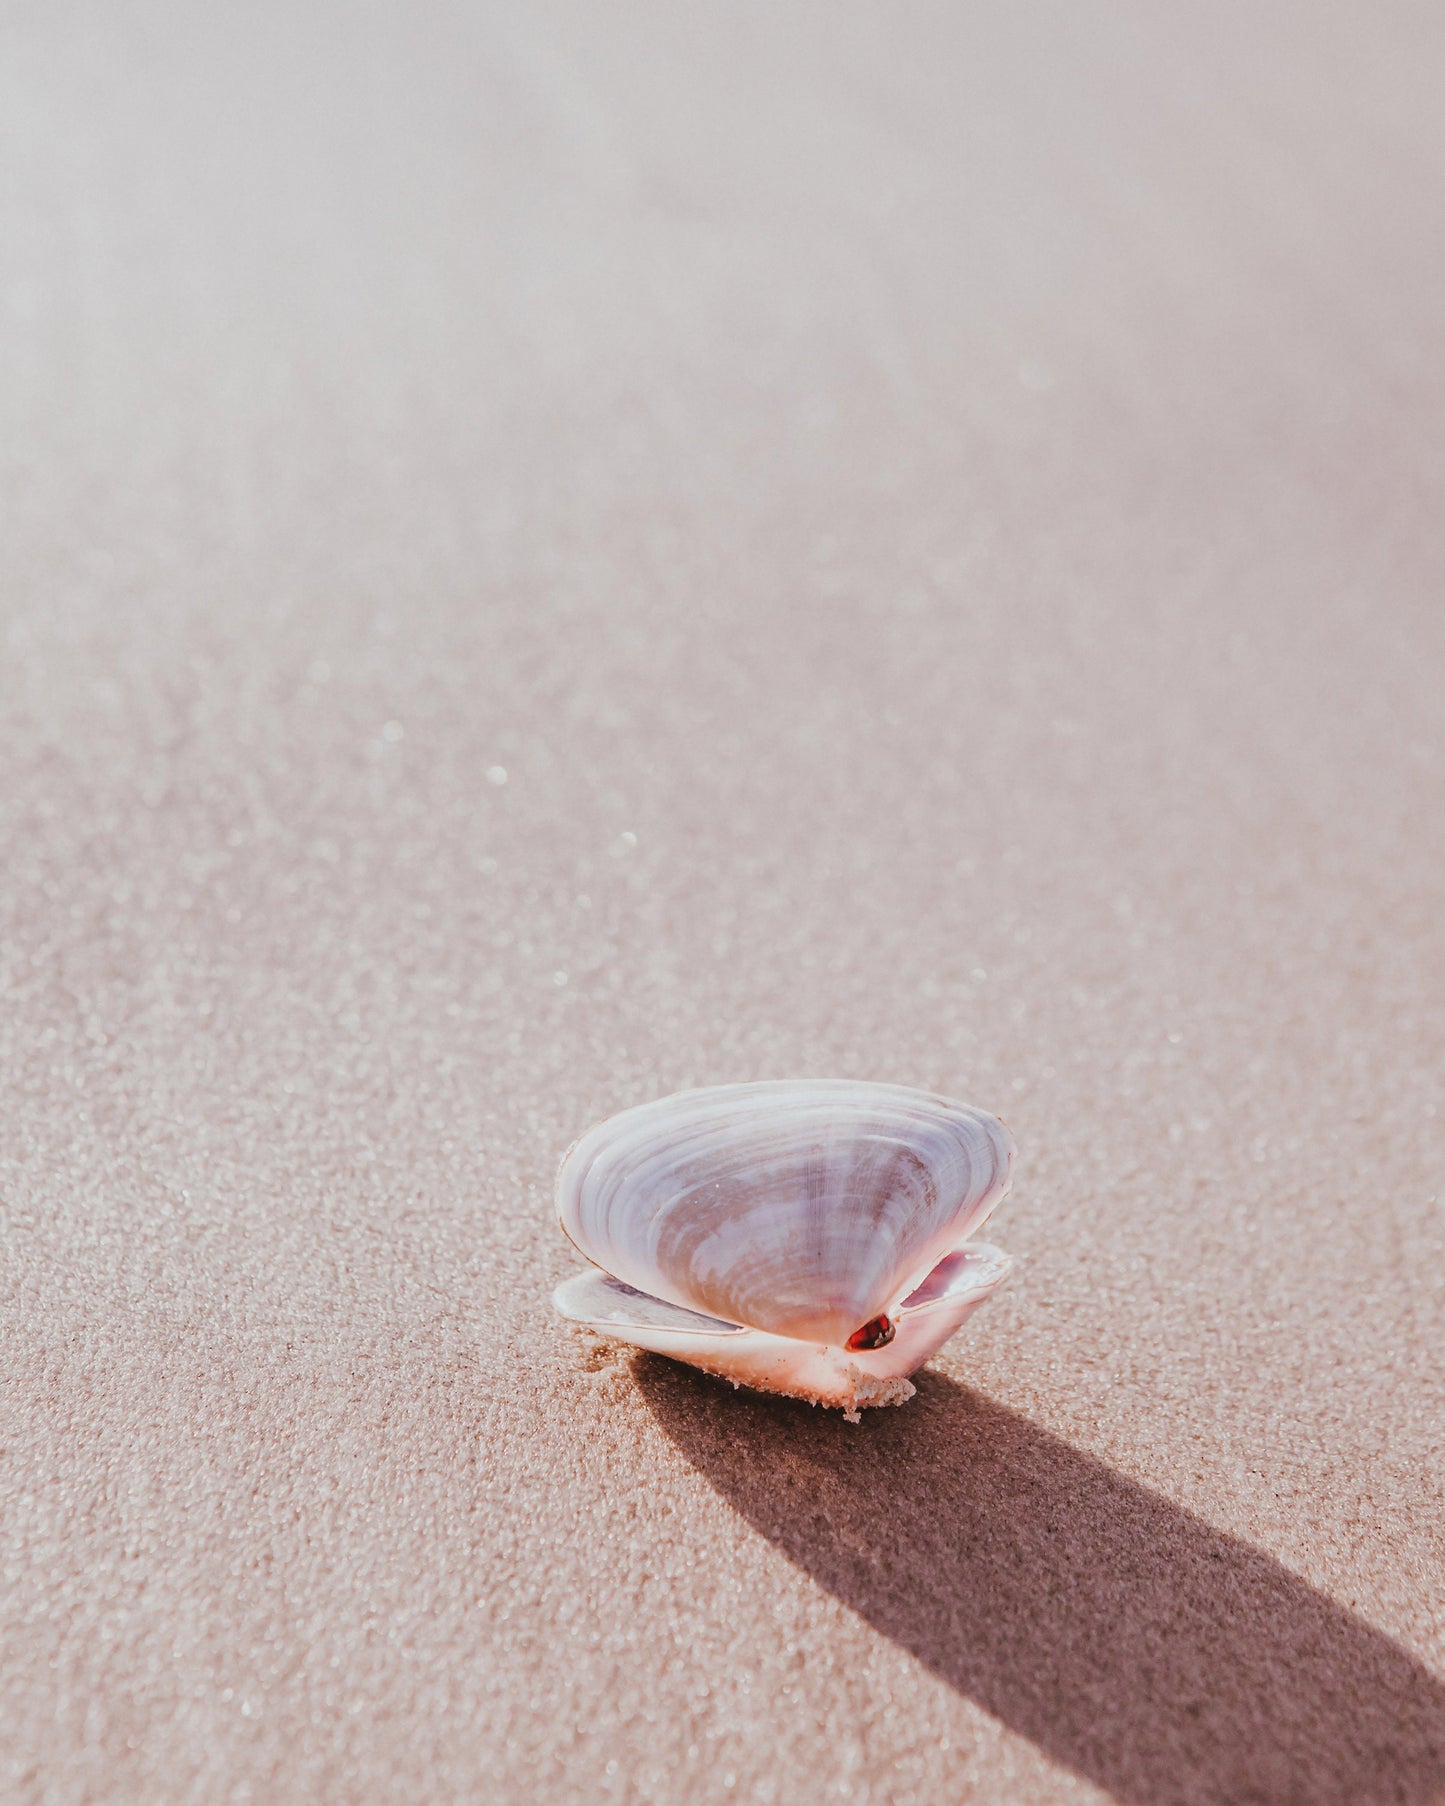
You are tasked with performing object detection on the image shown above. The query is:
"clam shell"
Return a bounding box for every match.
[553,1080,1015,1413]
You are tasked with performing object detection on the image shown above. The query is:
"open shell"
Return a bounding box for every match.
[553,1080,1014,1417]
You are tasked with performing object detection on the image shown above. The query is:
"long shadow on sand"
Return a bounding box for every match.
[637,1360,1445,1806]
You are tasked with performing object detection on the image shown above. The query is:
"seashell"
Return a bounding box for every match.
[552,1080,1015,1418]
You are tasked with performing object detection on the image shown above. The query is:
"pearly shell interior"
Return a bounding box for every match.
[553,1080,1015,1414]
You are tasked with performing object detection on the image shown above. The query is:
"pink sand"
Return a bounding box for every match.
[2,4,1443,1802]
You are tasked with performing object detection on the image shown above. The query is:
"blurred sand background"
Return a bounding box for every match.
[3,3,1444,1802]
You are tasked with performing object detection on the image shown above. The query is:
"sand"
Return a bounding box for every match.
[2,3,1443,1802]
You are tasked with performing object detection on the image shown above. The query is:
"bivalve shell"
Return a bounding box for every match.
[553,1080,1015,1416]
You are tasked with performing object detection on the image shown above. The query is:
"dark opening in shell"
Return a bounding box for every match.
[845,1314,896,1352]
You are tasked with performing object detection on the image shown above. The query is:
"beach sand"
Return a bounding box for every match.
[2,4,1443,1801]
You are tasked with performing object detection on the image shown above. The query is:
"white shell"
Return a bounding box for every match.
[553,1080,1015,1416]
